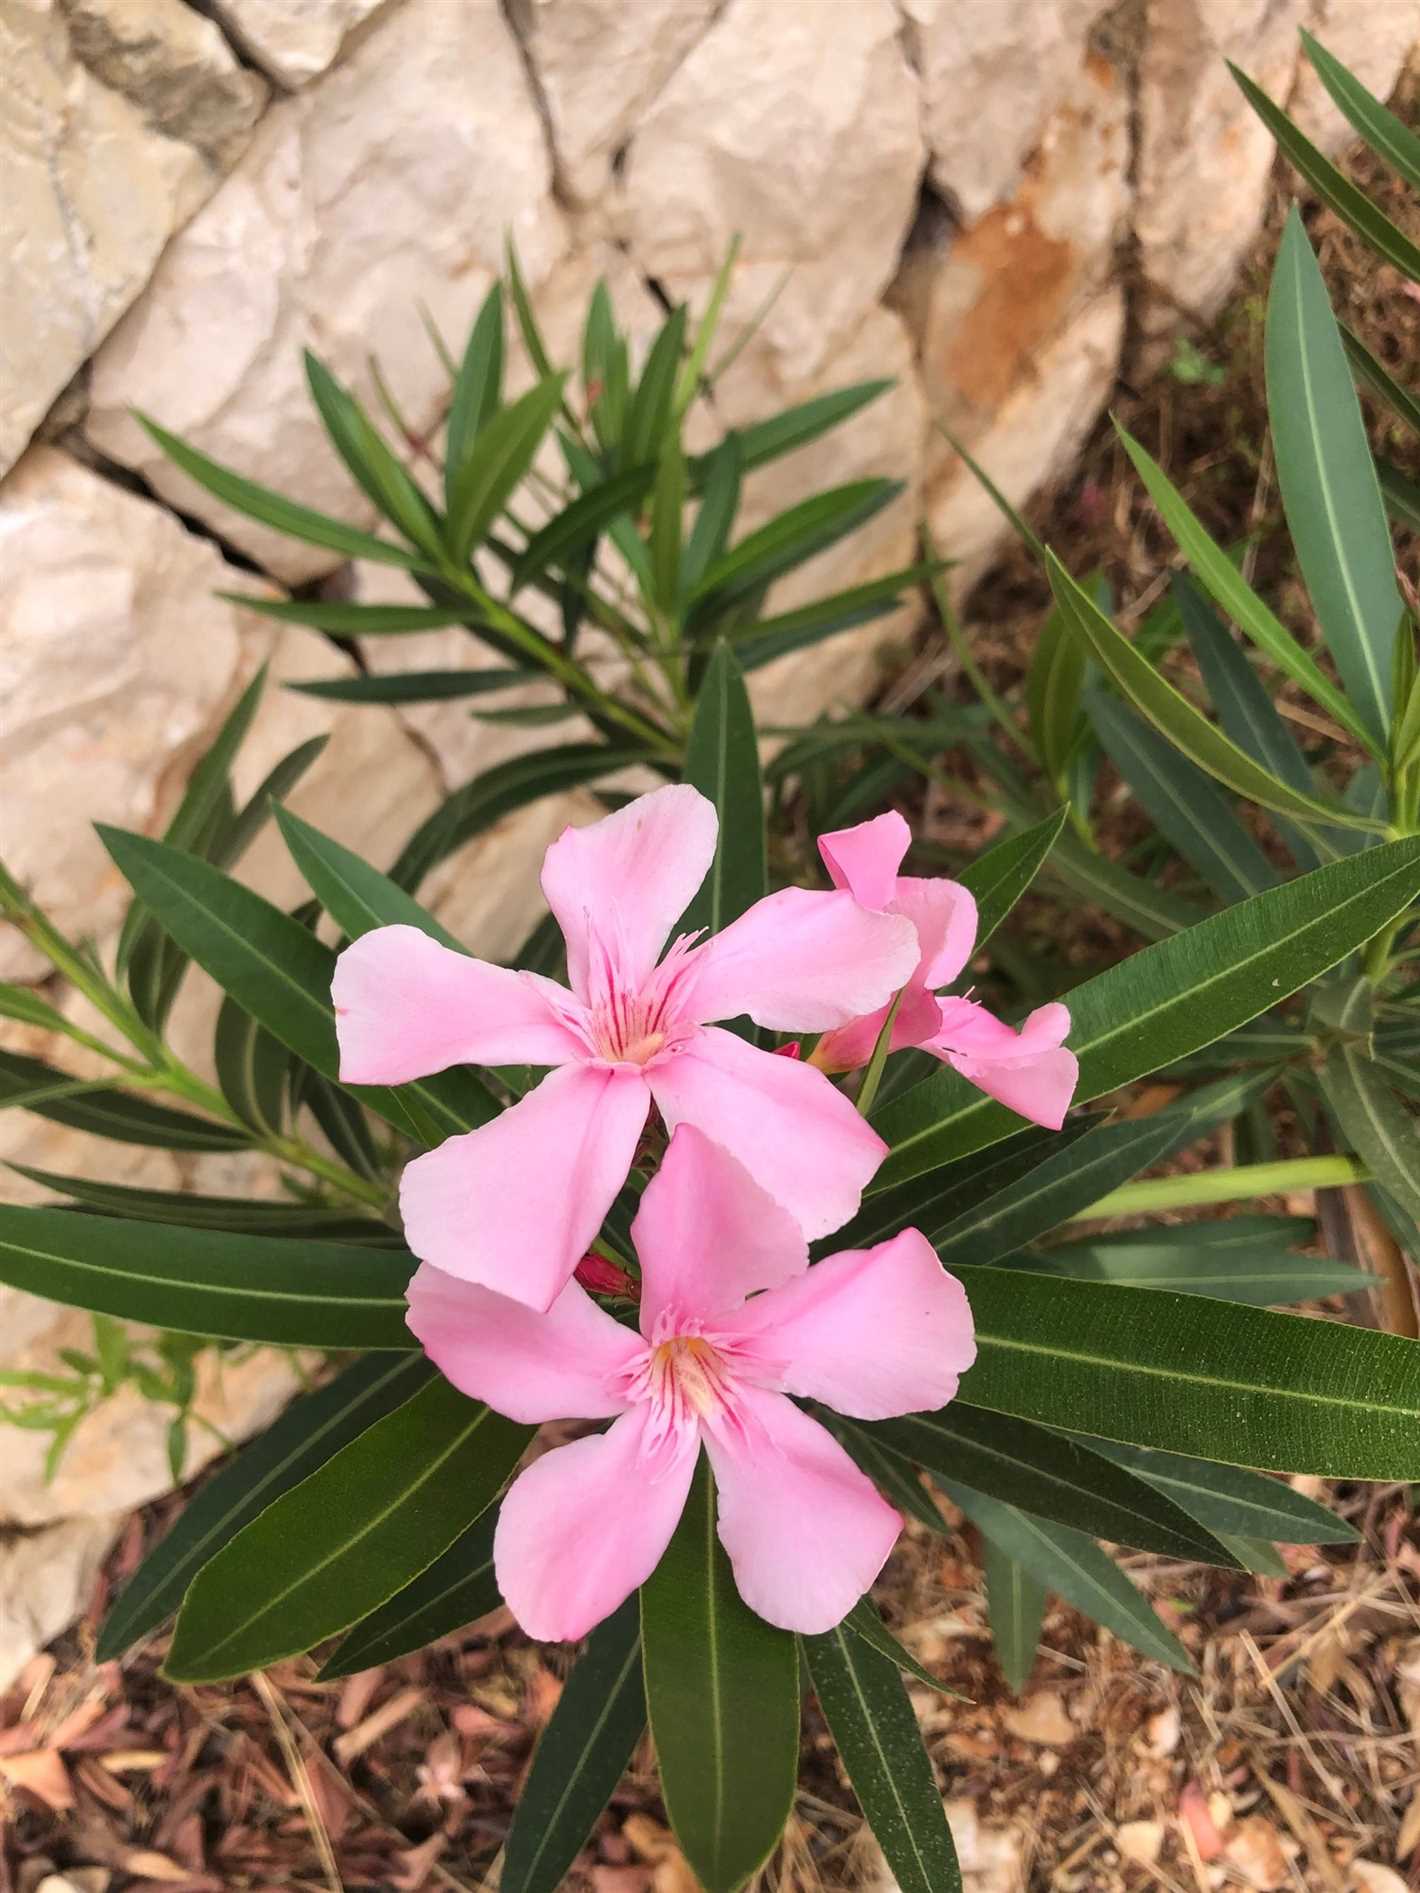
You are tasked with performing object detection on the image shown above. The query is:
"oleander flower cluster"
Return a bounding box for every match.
[333,787,1078,1640]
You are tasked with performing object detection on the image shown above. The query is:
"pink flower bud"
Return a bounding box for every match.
[773,1040,802,1059]
[574,1252,638,1299]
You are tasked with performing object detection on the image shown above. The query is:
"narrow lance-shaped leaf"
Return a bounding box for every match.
[1301,30,1420,193]
[982,1536,1046,1696]
[8,1164,391,1240]
[952,807,1069,950]
[1323,1038,1420,1229]
[444,281,505,510]
[1266,209,1401,750]
[303,353,443,560]
[502,1599,647,1893]
[99,1354,433,1659]
[872,834,1420,1186]
[802,1625,962,1893]
[166,1377,530,1683]
[678,643,766,939]
[447,374,569,564]
[1078,1439,1357,1546]
[0,1204,415,1349]
[319,1508,500,1679]
[0,1049,246,1152]
[640,1459,799,1893]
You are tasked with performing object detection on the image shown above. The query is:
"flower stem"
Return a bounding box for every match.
[1073,1154,1370,1221]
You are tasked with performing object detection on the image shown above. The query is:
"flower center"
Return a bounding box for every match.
[589,997,667,1066]
[649,1334,733,1419]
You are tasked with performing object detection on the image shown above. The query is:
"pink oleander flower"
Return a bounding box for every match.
[333,785,918,1311]
[813,811,1080,1130]
[406,1124,977,1640]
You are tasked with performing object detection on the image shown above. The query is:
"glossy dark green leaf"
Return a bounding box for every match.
[0,1049,245,1151]
[1342,326,1420,439]
[166,1377,528,1682]
[1027,596,1088,786]
[0,1204,414,1347]
[511,464,657,594]
[219,737,330,867]
[390,744,646,893]
[949,1261,1420,1479]
[319,1507,500,1677]
[448,374,568,563]
[870,1405,1236,1563]
[707,381,892,480]
[833,1420,950,1536]
[277,807,465,952]
[213,992,288,1136]
[688,480,901,615]
[1116,425,1375,752]
[1302,30,1420,191]
[683,436,742,594]
[727,563,937,672]
[1230,61,1420,283]
[99,1354,431,1659]
[7,1165,390,1239]
[1267,209,1400,749]
[304,353,443,558]
[841,1599,963,1697]
[947,1486,1192,1673]
[233,595,479,636]
[1089,690,1278,901]
[872,836,1420,1186]
[300,1070,384,1180]
[1037,822,1206,940]
[955,807,1069,950]
[650,440,685,613]
[678,643,765,940]
[802,1625,961,1893]
[138,415,427,571]
[1016,1228,1372,1307]
[981,1537,1046,1695]
[445,281,505,510]
[287,667,534,705]
[502,1599,647,1893]
[1322,1037,1420,1226]
[641,1460,799,1893]
[627,305,687,464]
[1080,1439,1357,1545]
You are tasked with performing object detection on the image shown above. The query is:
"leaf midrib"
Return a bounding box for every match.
[0,1232,404,1310]
[832,1627,938,1893]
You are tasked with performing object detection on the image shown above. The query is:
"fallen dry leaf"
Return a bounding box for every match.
[1350,1866,1409,1893]
[0,1747,75,1810]
[1118,1819,1165,1866]
[1002,1689,1075,1746]
[1224,1816,1291,1891]
[116,1854,191,1884]
[1144,1704,1180,1756]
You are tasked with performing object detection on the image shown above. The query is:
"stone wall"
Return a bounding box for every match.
[1,0,1415,1677]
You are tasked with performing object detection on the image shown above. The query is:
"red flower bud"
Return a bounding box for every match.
[574,1252,638,1299]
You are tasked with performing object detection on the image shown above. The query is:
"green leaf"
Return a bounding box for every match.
[650,440,685,613]
[627,305,687,465]
[868,1405,1236,1563]
[1302,31,1420,192]
[448,374,568,563]
[1049,551,1379,823]
[0,1050,245,1152]
[303,353,443,559]
[1017,1229,1372,1307]
[678,643,766,939]
[728,563,937,671]
[707,382,892,480]
[502,1599,647,1893]
[1079,1439,1357,1545]
[842,1598,961,1697]
[872,836,1420,1186]
[390,744,645,893]
[219,738,330,868]
[832,1420,951,1536]
[931,1112,1183,1268]
[953,808,1069,950]
[982,1537,1046,1695]
[802,1625,962,1893]
[286,667,534,705]
[683,436,742,594]
[318,1508,499,1678]
[1267,209,1401,749]
[276,807,465,952]
[1342,326,1420,439]
[1116,425,1377,754]
[947,1486,1193,1673]
[641,1460,799,1893]
[8,1165,390,1239]
[1323,1038,1420,1227]
[688,480,901,616]
[1028,596,1088,786]
[99,1354,431,1659]
[213,993,288,1136]
[1089,690,1278,901]
[166,1376,529,1682]
[510,464,657,594]
[948,1260,1420,1479]
[1034,823,1207,940]
[1230,61,1420,283]
[445,281,505,511]
[0,1204,415,1347]
[97,829,495,1142]
[231,596,481,636]
[138,415,429,572]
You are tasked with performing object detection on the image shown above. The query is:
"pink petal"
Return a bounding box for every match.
[725,1230,977,1420]
[399,1063,651,1311]
[494,1407,697,1641]
[405,1265,639,1422]
[631,1124,808,1328]
[648,1026,888,1241]
[684,888,919,1032]
[704,1389,901,1633]
[811,984,944,1074]
[333,926,584,1083]
[818,812,910,908]
[928,999,1079,1130]
[893,876,978,991]
[540,786,717,1000]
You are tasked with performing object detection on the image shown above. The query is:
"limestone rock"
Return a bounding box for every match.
[1135,0,1306,333]
[0,1514,121,1690]
[907,53,1130,443]
[901,0,1111,221]
[509,0,721,207]
[1289,0,1418,153]
[619,0,922,378]
[927,290,1125,589]
[0,448,243,981]
[86,0,567,582]
[208,0,395,88]
[0,0,264,477]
